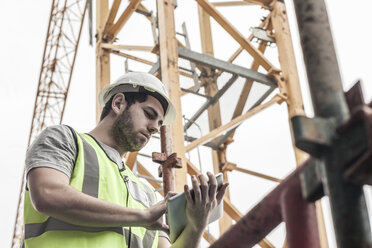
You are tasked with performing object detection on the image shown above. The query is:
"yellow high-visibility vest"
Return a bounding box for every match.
[23,130,158,248]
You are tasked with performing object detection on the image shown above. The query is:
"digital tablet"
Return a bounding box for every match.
[167,173,224,243]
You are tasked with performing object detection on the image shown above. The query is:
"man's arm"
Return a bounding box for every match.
[28,167,172,232]
[158,172,229,248]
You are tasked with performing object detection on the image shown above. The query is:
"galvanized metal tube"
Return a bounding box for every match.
[293,0,349,124]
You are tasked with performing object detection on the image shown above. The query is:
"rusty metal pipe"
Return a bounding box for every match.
[160,125,175,195]
[280,178,320,248]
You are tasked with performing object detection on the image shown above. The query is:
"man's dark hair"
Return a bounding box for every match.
[99,92,148,121]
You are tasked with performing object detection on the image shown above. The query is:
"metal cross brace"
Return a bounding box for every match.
[294,82,372,247]
[183,74,238,131]
[177,46,277,88]
[213,85,276,148]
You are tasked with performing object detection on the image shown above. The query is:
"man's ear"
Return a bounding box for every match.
[111,93,126,115]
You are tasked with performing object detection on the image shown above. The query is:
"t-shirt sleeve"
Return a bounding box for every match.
[158,231,170,242]
[25,125,77,178]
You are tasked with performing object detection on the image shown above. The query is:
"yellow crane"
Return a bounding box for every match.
[13,1,332,247]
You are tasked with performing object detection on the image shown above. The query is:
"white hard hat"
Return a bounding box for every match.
[98,72,176,125]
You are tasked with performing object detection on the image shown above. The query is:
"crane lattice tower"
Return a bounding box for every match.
[12,1,329,247]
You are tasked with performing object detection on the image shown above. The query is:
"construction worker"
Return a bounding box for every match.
[23,72,228,248]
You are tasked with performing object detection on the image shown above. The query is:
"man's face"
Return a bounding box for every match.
[111,95,164,152]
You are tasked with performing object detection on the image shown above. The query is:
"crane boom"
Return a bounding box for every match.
[11,0,88,247]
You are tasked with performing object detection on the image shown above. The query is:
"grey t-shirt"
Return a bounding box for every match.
[25,125,124,178]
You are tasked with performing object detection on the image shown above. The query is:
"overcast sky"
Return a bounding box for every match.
[1,1,371,247]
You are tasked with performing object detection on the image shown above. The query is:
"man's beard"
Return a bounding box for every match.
[110,107,146,152]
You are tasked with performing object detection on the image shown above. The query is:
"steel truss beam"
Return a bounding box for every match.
[28,0,88,145]
[196,0,277,72]
[178,46,277,87]
[214,86,276,147]
[157,0,188,194]
[186,94,284,152]
[184,74,238,131]
[92,0,307,247]
[17,0,338,246]
[103,0,141,41]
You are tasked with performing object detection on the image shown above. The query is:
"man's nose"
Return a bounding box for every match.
[148,121,159,135]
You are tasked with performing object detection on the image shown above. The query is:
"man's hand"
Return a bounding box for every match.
[164,172,228,248]
[184,172,228,233]
[144,192,177,234]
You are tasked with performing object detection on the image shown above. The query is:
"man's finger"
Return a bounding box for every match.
[191,175,202,204]
[207,172,217,201]
[198,174,209,203]
[184,184,193,205]
[216,183,229,204]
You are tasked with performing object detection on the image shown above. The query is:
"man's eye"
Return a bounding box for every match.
[144,110,155,119]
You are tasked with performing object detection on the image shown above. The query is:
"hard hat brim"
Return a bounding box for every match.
[98,73,176,125]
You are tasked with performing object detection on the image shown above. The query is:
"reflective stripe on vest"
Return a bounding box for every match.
[81,130,154,209]
[123,172,155,208]
[24,132,157,248]
[124,228,156,247]
[80,136,99,197]
[25,217,124,239]
[25,218,154,248]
